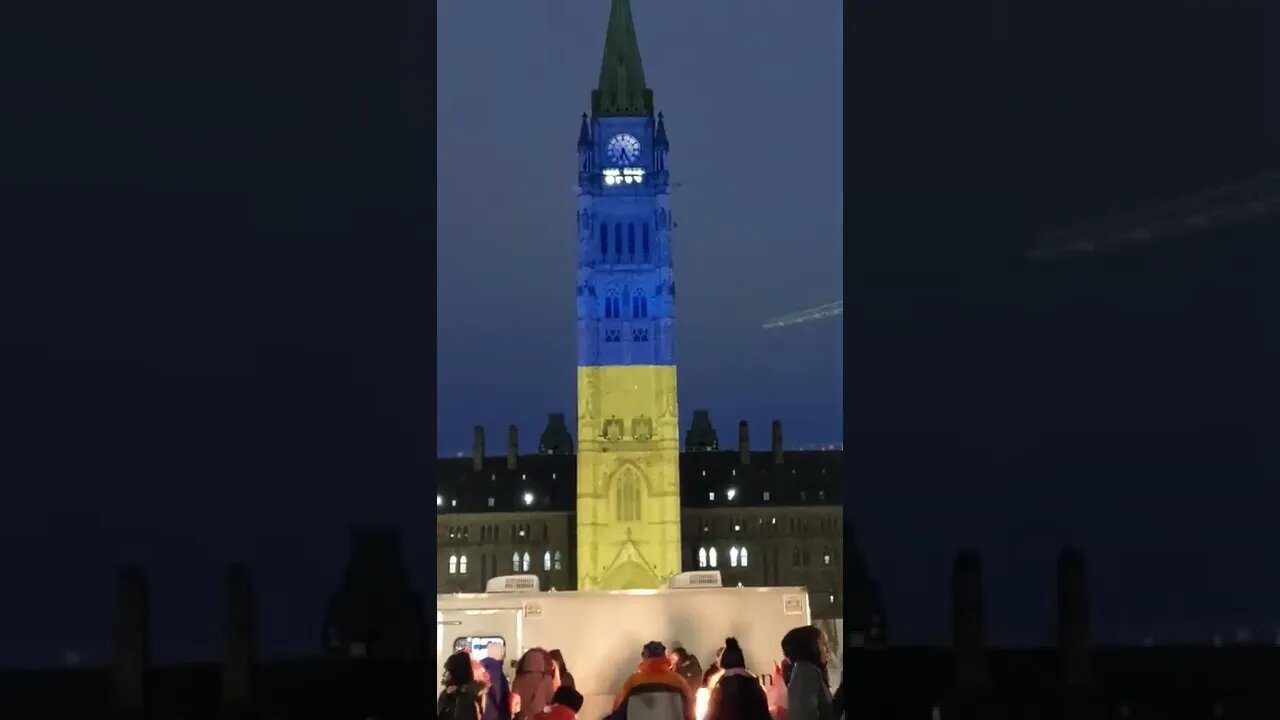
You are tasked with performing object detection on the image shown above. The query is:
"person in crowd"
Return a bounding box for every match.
[766,659,790,720]
[700,646,724,688]
[668,646,703,689]
[703,638,771,720]
[480,642,512,720]
[780,626,834,720]
[439,650,487,720]
[511,648,556,720]
[548,648,575,690]
[609,640,696,720]
[830,646,844,720]
[533,685,585,720]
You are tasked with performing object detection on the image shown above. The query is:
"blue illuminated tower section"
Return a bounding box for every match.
[574,0,681,590]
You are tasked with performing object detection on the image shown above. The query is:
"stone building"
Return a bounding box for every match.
[435,412,883,633]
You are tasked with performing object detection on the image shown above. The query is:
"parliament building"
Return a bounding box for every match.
[434,413,883,629]
[436,0,883,637]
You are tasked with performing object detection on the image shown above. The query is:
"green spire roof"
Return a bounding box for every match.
[592,0,654,117]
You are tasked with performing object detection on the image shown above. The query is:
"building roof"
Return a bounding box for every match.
[592,0,653,117]
[435,449,843,514]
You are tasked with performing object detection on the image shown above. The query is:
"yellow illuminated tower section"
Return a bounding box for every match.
[574,0,681,590]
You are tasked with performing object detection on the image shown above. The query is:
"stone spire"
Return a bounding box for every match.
[220,564,255,711]
[951,550,989,691]
[592,0,654,117]
[113,566,149,715]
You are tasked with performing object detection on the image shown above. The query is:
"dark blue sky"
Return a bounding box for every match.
[437,1,844,455]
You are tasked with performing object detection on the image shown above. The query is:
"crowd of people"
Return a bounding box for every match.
[437,625,844,720]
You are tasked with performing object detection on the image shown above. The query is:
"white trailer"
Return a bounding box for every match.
[437,572,835,720]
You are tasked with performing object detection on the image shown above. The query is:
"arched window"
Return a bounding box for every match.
[613,466,643,523]
[708,548,718,568]
[729,546,740,567]
[642,223,651,260]
[448,555,458,574]
[543,551,551,572]
[792,549,801,566]
[553,551,562,570]
[698,547,708,568]
[614,223,622,257]
[605,288,621,319]
[459,555,468,574]
[522,552,531,572]
[628,223,636,257]
[512,552,520,572]
[600,223,608,258]
[632,289,648,319]
[741,547,749,567]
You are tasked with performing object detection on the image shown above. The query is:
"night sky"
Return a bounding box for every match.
[438,1,844,456]
[1,0,1278,670]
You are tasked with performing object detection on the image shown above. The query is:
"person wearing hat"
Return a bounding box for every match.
[703,638,771,720]
[608,641,696,720]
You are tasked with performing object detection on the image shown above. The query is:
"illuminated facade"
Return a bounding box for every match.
[574,0,680,590]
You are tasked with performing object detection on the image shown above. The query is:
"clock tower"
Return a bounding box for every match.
[574,0,681,591]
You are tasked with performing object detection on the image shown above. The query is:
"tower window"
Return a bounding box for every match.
[448,555,458,575]
[642,223,651,260]
[459,555,468,574]
[632,289,648,319]
[628,223,636,258]
[614,223,622,257]
[741,547,749,567]
[614,467,643,522]
[697,547,708,569]
[522,552,531,573]
[604,288,621,319]
[729,547,739,568]
[632,328,648,342]
[600,223,608,258]
[708,548,718,568]
[604,329,621,343]
[512,552,520,572]
[553,551,562,570]
[543,551,552,572]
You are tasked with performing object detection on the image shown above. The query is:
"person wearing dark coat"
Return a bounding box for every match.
[439,651,487,720]
[548,648,575,690]
[480,643,512,720]
[704,638,771,720]
[668,647,703,690]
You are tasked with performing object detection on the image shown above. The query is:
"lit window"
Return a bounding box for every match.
[459,555,468,574]
[436,495,443,507]
[708,548,718,568]
[632,289,648,319]
[741,547,749,567]
[726,487,737,501]
[522,552,531,572]
[451,499,457,507]
[448,555,458,574]
[605,288,621,319]
[698,547,708,568]
[488,497,495,508]
[708,492,715,501]
[523,492,534,506]
[823,549,832,565]
[554,551,562,570]
[512,553,520,572]
[771,517,777,525]
[729,547,739,567]
[828,593,835,604]
[733,523,740,532]
[543,551,552,571]
[762,491,771,502]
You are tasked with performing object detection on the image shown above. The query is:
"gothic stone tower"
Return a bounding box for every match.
[575,0,680,591]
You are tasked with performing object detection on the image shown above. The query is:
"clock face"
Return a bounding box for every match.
[606,133,642,165]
